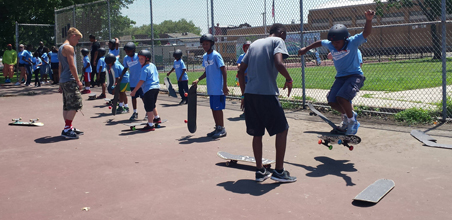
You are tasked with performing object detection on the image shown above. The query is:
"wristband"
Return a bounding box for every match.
[286,79,293,83]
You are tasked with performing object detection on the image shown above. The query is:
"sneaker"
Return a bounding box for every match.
[345,120,360,135]
[5,79,11,83]
[179,100,185,105]
[239,112,245,118]
[153,117,161,124]
[338,115,348,131]
[14,82,20,86]
[123,107,130,113]
[129,112,138,120]
[255,168,272,182]
[72,127,84,135]
[271,169,297,183]
[141,124,155,131]
[96,94,106,99]
[61,129,79,139]
[206,127,218,137]
[81,89,91,94]
[212,126,227,138]
[116,106,124,113]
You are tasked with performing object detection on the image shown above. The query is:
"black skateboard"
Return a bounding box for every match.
[164,77,177,98]
[318,134,361,151]
[107,69,115,95]
[307,102,343,133]
[123,119,167,131]
[187,85,197,133]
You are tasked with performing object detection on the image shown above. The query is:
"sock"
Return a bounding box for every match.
[147,122,154,127]
[342,114,347,120]
[347,117,355,123]
[124,104,129,108]
[133,109,137,113]
[154,115,159,119]
[119,102,124,107]
[85,87,90,90]
[64,120,73,132]
[275,169,284,174]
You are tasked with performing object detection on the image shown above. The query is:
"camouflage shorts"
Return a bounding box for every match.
[61,80,83,111]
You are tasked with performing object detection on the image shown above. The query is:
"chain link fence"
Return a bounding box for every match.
[56,0,452,119]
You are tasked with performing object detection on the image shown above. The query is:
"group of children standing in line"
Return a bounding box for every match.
[70,9,374,183]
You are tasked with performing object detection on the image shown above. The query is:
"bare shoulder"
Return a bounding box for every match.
[62,44,74,57]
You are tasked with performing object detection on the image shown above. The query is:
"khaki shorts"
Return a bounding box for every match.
[61,80,83,111]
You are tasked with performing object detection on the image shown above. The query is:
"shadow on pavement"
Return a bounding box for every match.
[286,156,357,186]
[215,162,256,172]
[105,118,135,126]
[217,179,280,196]
[90,112,112,119]
[178,135,219,144]
[35,136,70,144]
[160,103,183,107]
[227,116,244,122]
[351,200,377,207]
[119,126,166,136]
[303,131,333,136]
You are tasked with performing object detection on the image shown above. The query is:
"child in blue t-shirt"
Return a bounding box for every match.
[298,10,375,135]
[105,53,130,114]
[167,49,188,105]
[130,50,161,131]
[108,38,120,59]
[236,41,251,86]
[192,34,229,139]
[32,51,42,87]
[96,48,107,99]
[122,42,144,120]
[81,48,92,94]
[40,47,50,84]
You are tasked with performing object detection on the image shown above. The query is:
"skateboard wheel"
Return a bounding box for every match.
[328,145,333,150]
[184,119,188,123]
[156,124,161,128]
[338,139,343,144]
[184,93,188,97]
[109,106,112,109]
[231,160,238,164]
[349,146,354,151]
[225,161,230,166]
[318,139,322,145]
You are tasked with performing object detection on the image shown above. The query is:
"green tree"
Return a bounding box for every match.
[374,0,452,59]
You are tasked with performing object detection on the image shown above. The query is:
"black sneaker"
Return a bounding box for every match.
[271,169,297,183]
[116,106,124,113]
[153,117,161,124]
[129,112,138,120]
[206,127,218,137]
[61,129,79,139]
[255,168,272,182]
[122,107,130,114]
[179,100,185,105]
[72,128,84,135]
[142,124,155,132]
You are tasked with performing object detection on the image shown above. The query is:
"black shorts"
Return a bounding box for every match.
[98,72,106,83]
[244,94,289,136]
[19,63,26,68]
[51,62,59,69]
[142,89,159,112]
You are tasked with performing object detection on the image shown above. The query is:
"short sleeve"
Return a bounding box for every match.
[273,38,289,59]
[215,53,225,68]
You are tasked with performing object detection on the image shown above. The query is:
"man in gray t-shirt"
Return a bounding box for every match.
[237,23,296,183]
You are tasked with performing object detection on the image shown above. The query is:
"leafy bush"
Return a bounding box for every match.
[394,107,433,124]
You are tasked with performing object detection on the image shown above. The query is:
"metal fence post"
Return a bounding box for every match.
[150,0,154,63]
[300,0,306,108]
[108,0,111,40]
[72,4,76,27]
[15,21,19,81]
[211,0,215,49]
[54,8,57,46]
[441,0,447,121]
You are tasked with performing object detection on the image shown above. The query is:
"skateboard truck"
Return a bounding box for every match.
[318,139,354,151]
[12,117,22,122]
[29,118,39,123]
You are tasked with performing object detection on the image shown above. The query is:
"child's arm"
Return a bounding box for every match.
[167,67,175,76]
[274,53,293,97]
[83,62,89,72]
[237,63,247,95]
[220,66,229,95]
[178,69,186,82]
[363,10,375,39]
[298,41,322,56]
[115,38,119,50]
[192,72,206,85]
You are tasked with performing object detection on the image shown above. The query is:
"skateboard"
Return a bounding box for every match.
[307,102,343,133]
[318,134,361,151]
[107,70,115,95]
[104,98,113,106]
[410,130,452,149]
[88,94,97,100]
[217,151,275,169]
[124,119,167,131]
[187,85,197,133]
[164,77,177,98]
[354,179,395,203]
[9,118,44,126]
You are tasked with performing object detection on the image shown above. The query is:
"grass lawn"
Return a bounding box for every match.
[160,58,452,92]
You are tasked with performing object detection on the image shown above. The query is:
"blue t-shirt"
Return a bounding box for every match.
[123,53,141,87]
[97,57,106,72]
[173,59,188,81]
[110,49,119,57]
[139,63,159,92]
[83,56,92,73]
[237,53,248,74]
[202,50,225,95]
[32,57,41,70]
[358,49,363,64]
[18,50,32,64]
[49,51,59,63]
[322,32,367,77]
[111,61,129,83]
[41,53,49,65]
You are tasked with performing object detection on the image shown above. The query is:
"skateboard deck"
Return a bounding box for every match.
[318,134,361,151]
[88,94,97,100]
[164,77,177,98]
[354,179,395,203]
[217,151,275,169]
[307,102,342,132]
[9,118,44,127]
[124,119,167,131]
[410,130,452,149]
[107,70,115,95]
[187,85,197,133]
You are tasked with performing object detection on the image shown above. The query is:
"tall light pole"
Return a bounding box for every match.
[263,0,267,34]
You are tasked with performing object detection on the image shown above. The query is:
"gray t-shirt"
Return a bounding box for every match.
[58,43,76,83]
[241,37,289,95]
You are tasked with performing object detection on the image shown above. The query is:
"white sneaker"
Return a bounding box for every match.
[14,82,20,85]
